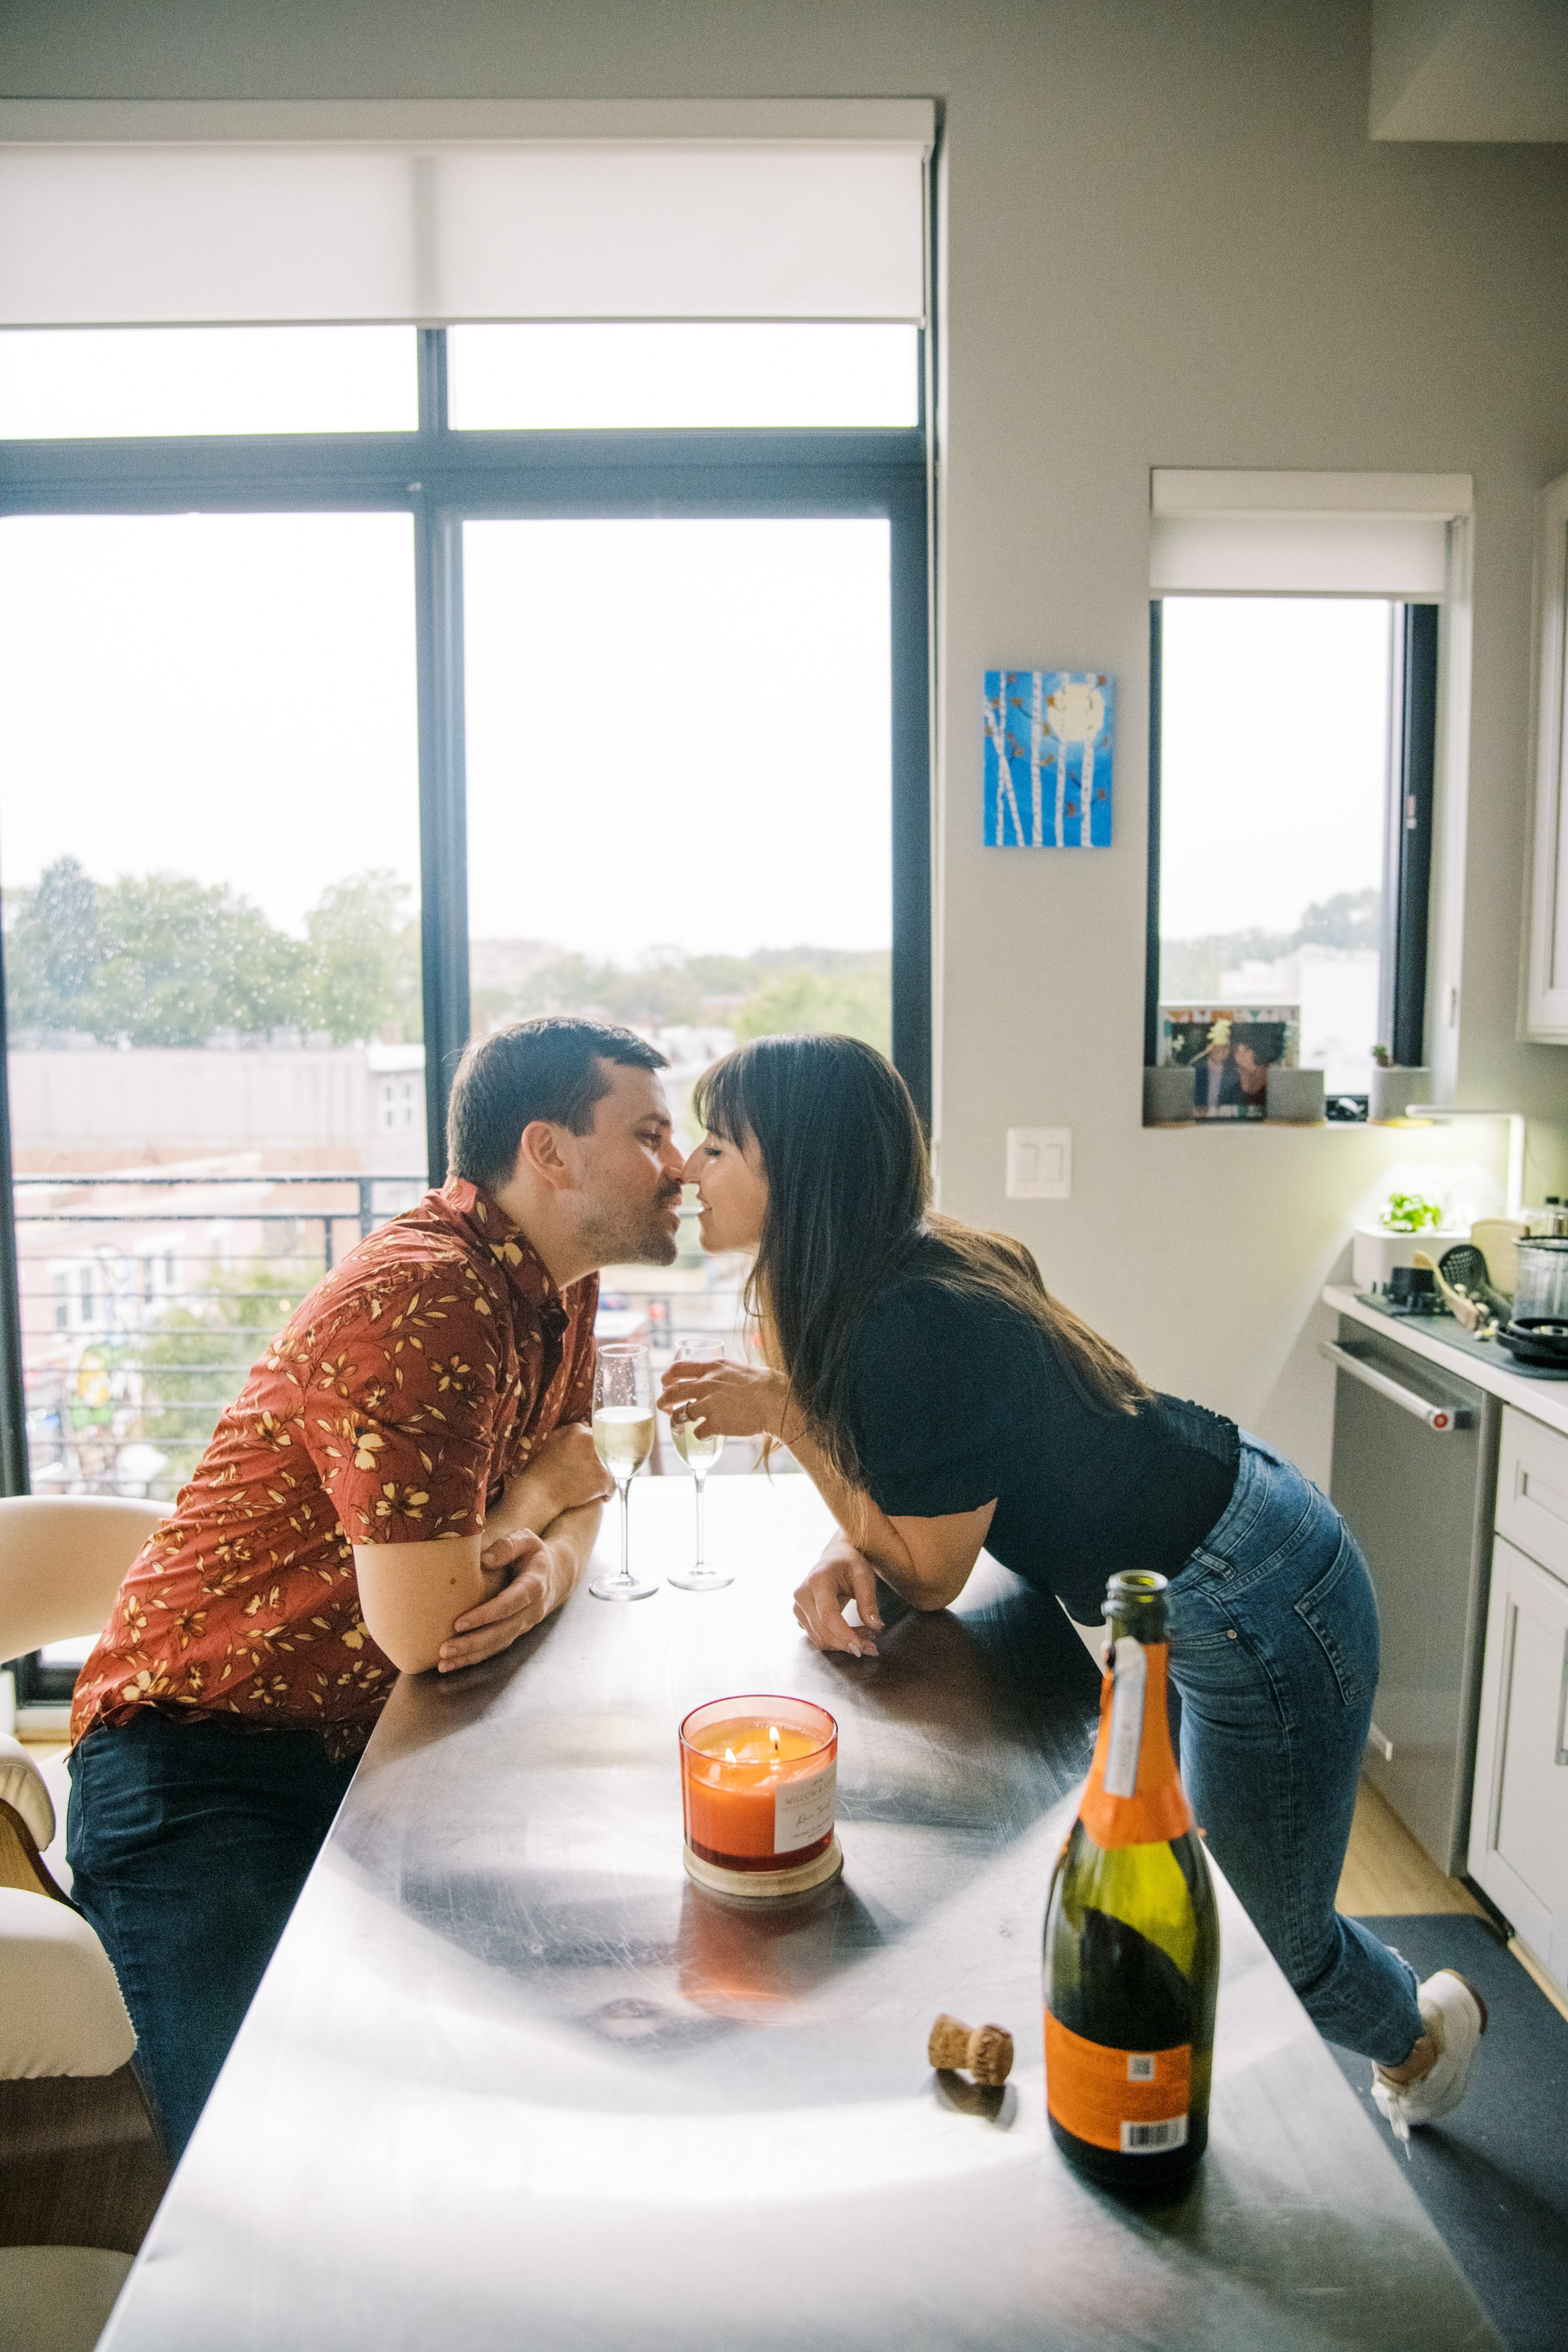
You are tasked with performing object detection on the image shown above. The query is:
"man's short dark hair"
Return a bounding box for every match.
[446,1016,667,1194]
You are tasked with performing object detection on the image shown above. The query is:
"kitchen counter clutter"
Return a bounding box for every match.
[98,1478,1496,2352]
[1322,1286,1568,1437]
[1321,1284,1568,2000]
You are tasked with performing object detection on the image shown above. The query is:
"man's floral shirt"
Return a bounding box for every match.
[71,1179,597,1761]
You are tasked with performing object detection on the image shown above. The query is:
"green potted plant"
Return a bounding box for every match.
[1351,1189,1469,1290]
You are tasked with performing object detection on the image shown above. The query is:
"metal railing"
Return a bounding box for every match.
[13,1172,423,1501]
[11,1174,757,1500]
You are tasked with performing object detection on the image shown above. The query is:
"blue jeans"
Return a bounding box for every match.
[1168,1436,1424,2067]
[67,1714,357,2161]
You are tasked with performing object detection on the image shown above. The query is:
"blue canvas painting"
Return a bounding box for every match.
[983,670,1114,847]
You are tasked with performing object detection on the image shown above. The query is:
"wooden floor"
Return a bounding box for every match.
[1336,1778,1485,1917]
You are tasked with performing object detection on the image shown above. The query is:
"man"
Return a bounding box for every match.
[67,1016,686,2158]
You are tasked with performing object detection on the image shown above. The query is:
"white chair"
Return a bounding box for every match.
[0,1498,171,2324]
[0,1496,164,1894]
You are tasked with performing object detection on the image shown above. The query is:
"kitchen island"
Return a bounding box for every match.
[101,1477,1499,2352]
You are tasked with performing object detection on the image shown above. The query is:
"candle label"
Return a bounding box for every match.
[774,1758,836,1855]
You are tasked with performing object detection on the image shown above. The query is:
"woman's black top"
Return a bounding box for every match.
[844,1251,1239,1624]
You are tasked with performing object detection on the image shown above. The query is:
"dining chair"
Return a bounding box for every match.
[0,1496,171,2291]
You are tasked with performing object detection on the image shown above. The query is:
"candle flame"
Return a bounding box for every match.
[769,1723,781,1754]
[723,1745,736,1765]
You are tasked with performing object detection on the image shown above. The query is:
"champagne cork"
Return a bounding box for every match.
[927,2011,1014,2087]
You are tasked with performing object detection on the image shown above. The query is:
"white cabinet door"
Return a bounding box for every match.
[1524,470,1568,1039]
[1468,1533,1568,1988]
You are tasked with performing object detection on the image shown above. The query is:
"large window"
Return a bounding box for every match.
[0,320,929,1701]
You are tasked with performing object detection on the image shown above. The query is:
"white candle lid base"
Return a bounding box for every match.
[682,1835,843,1902]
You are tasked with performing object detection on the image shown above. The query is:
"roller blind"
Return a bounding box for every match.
[0,139,930,328]
[1150,470,1472,599]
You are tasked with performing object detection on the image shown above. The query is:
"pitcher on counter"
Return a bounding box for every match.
[659,1032,1486,2141]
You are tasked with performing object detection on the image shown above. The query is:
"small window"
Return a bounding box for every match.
[1149,595,1436,1109]
[0,326,420,438]
[447,322,919,431]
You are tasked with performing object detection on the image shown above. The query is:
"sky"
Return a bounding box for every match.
[0,509,893,959]
[1159,596,1394,942]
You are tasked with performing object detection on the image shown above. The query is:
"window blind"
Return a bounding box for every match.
[0,138,929,329]
[1150,470,1472,599]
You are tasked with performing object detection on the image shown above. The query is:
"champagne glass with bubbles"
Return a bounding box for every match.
[669,1340,732,1593]
[590,1342,658,1602]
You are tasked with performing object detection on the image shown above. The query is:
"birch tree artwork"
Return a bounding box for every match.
[983,670,1114,847]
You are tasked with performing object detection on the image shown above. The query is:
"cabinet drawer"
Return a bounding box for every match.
[1495,1406,1568,1579]
[1468,1533,1568,1984]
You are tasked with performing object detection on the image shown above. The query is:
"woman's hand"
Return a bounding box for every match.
[658,1357,793,1442]
[793,1540,885,1660]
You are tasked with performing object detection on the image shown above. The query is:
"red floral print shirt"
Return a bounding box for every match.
[71,1179,598,1761]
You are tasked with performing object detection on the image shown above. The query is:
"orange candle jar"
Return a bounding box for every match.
[679,1694,842,1899]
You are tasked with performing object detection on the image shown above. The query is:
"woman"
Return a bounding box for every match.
[660,1032,1483,2136]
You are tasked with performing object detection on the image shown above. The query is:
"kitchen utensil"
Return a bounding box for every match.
[1387,1266,1440,1313]
[1469,1217,1528,1297]
[1413,1251,1485,1333]
[1495,1317,1568,1370]
[1436,1244,1512,1324]
[1513,1238,1568,1322]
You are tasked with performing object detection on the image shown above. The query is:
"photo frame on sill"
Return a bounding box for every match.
[983,669,1114,847]
[1159,1004,1299,1122]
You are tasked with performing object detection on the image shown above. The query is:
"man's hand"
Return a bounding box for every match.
[657,1357,793,1441]
[792,1540,885,1660]
[437,1528,569,1673]
[506,1422,613,1522]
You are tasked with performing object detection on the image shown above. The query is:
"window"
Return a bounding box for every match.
[447,323,919,430]
[1145,473,1458,1116]
[0,313,929,1704]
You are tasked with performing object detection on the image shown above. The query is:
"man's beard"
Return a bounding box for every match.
[575,1185,681,1270]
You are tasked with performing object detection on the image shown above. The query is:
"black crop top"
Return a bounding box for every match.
[844,1251,1239,1624]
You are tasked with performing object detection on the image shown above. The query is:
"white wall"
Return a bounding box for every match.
[6,0,1567,1477]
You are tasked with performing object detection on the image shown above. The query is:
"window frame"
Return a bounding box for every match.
[0,324,931,1699]
[1143,593,1439,1106]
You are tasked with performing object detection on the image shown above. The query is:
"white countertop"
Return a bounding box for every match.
[1322,1283,1568,1439]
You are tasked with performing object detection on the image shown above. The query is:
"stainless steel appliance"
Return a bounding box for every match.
[1322,1325,1498,1872]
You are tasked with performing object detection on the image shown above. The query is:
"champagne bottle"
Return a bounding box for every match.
[1043,1569,1219,2190]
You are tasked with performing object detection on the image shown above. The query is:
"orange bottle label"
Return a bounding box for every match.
[1044,2010,1192,2153]
[1077,1638,1194,1849]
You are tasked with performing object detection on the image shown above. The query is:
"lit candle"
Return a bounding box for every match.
[679,1693,841,1899]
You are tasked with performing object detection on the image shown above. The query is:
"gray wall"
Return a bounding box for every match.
[6,0,1567,1474]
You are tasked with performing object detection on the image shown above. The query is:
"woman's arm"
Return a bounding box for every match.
[658,1357,995,1653]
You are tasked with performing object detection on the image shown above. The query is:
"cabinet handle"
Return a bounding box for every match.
[1318,1341,1477,1432]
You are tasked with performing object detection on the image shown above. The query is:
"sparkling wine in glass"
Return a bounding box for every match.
[590,1342,658,1602]
[669,1341,731,1593]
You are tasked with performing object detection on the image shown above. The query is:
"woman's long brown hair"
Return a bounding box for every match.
[693,1033,1150,1489]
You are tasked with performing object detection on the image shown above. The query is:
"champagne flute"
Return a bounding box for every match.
[589,1342,658,1602]
[668,1340,732,1593]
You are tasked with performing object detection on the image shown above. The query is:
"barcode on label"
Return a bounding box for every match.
[1126,2054,1155,2082]
[1120,2116,1189,2154]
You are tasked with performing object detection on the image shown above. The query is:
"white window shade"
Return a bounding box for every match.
[0,139,928,328]
[1150,470,1472,599]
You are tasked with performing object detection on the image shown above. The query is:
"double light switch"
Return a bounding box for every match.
[1005,1128,1071,1200]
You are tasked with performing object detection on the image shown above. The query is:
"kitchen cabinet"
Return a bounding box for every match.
[1523,467,1568,1039]
[1468,1532,1568,1989]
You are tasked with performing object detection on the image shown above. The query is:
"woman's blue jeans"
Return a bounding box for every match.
[1168,1436,1424,2067]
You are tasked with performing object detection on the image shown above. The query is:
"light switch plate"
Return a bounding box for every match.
[1006,1128,1072,1200]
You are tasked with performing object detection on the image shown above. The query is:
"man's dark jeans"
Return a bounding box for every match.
[67,1714,358,2161]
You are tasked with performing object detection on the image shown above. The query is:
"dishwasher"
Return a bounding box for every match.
[1322,1321,1498,1874]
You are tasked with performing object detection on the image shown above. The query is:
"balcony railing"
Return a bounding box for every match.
[12,1172,754,1500]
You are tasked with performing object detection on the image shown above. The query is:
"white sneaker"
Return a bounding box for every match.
[1372,1969,1488,2146]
